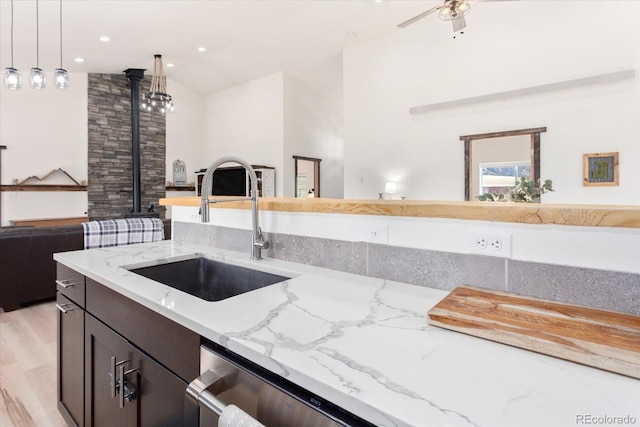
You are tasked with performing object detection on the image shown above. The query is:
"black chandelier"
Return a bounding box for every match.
[140,54,174,114]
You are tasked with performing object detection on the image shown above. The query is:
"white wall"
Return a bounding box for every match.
[0,73,89,225]
[202,71,345,199]
[164,77,205,218]
[283,74,344,198]
[166,77,205,187]
[203,72,285,196]
[343,1,640,204]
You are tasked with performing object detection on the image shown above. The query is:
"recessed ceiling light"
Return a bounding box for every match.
[346,31,358,38]
[166,63,174,68]
[197,47,206,52]
[99,36,110,42]
[75,58,85,63]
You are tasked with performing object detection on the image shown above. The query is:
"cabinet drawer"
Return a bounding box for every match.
[85,278,199,382]
[57,263,86,308]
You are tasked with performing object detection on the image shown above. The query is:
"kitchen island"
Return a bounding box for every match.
[55,240,639,427]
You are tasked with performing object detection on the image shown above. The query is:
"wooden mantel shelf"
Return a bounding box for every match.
[160,197,640,229]
[166,186,195,192]
[1,184,87,192]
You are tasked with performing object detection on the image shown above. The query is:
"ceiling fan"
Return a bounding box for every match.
[398,0,515,35]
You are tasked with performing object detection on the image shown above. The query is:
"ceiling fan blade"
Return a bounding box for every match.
[397,3,444,28]
[452,16,467,32]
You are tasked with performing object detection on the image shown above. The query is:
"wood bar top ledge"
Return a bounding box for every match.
[160,197,640,229]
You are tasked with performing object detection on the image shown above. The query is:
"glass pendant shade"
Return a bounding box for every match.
[30,67,46,89]
[54,68,70,89]
[3,67,22,90]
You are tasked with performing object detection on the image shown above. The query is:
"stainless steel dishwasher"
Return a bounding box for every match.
[187,340,375,427]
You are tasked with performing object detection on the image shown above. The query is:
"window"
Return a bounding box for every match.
[479,161,531,195]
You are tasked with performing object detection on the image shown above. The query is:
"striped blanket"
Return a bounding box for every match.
[82,218,164,249]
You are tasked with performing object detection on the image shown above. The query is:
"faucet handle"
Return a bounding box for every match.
[255,227,269,250]
[255,240,269,250]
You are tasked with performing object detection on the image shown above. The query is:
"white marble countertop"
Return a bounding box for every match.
[54,241,640,427]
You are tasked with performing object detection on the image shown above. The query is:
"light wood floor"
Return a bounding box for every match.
[0,300,67,427]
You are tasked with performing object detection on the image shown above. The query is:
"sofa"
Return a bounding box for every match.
[0,220,171,312]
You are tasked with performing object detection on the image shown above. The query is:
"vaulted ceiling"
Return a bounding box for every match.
[0,0,437,94]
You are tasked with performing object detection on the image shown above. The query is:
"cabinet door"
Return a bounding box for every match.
[135,345,198,426]
[57,293,84,427]
[85,314,137,427]
[85,314,198,427]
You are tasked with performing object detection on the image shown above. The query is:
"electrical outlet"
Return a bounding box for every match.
[470,233,512,258]
[489,239,502,250]
[362,224,389,244]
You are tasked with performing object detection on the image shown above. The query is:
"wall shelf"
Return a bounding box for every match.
[1,185,87,192]
[166,186,195,192]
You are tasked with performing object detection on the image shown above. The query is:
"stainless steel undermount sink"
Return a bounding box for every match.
[130,257,290,302]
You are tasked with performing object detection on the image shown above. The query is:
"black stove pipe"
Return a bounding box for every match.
[124,68,145,213]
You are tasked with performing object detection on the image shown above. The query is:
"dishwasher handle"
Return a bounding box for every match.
[186,368,266,426]
[186,369,229,417]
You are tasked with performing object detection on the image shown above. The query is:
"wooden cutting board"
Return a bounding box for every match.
[427,286,640,379]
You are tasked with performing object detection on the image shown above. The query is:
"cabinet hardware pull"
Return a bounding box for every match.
[56,279,80,288]
[55,303,78,313]
[118,364,139,408]
[110,357,129,398]
[109,357,139,408]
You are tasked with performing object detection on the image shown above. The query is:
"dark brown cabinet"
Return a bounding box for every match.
[84,314,136,426]
[57,263,200,427]
[57,293,85,427]
[84,314,196,426]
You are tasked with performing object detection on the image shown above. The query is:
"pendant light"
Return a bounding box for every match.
[54,0,69,89]
[141,55,174,114]
[30,0,46,89]
[3,0,22,90]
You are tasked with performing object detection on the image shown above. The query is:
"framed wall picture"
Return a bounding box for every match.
[583,152,619,186]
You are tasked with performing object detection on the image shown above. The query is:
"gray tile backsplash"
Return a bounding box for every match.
[368,244,506,292]
[508,261,640,315]
[174,221,211,247]
[274,233,368,275]
[174,221,640,315]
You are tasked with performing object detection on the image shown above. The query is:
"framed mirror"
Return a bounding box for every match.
[293,155,321,198]
[460,127,546,201]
